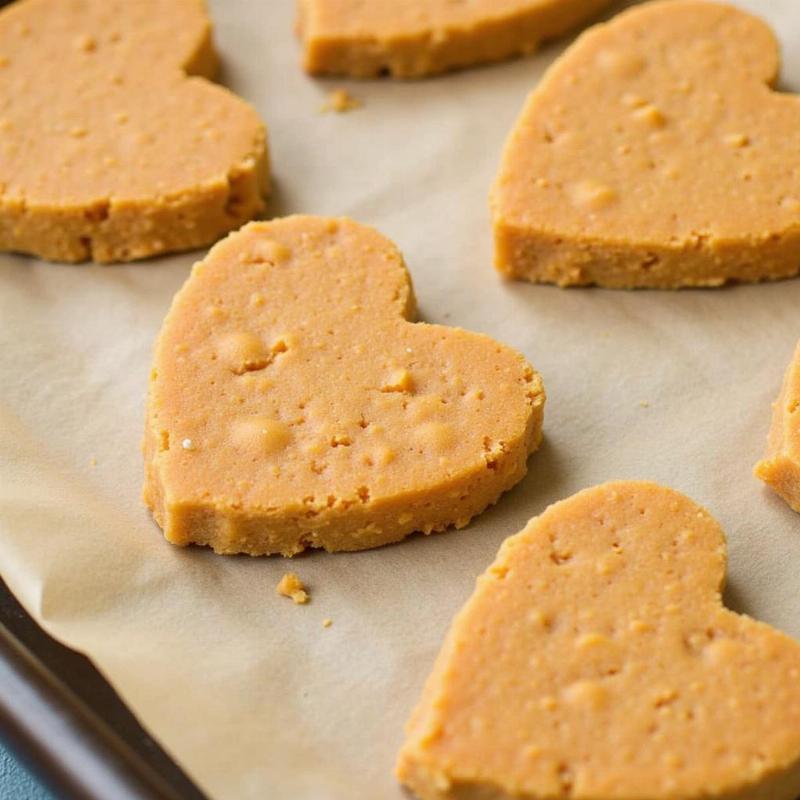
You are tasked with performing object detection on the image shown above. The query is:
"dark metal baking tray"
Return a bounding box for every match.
[0,577,208,800]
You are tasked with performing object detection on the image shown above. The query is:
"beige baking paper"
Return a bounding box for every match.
[2,1,800,797]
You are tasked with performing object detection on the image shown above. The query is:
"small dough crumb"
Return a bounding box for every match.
[277,572,309,604]
[322,88,362,113]
[639,400,650,408]
[322,618,333,628]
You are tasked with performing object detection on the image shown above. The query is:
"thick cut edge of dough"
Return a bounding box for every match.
[398,755,800,800]
[399,756,800,800]
[0,148,269,263]
[755,340,800,512]
[296,0,612,79]
[491,218,800,289]
[143,431,541,555]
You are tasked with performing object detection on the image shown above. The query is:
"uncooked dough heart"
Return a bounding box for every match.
[144,216,545,556]
[397,481,800,800]
[0,0,268,263]
[297,0,613,78]
[491,0,800,288]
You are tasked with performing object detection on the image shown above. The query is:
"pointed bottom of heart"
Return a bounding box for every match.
[397,481,800,800]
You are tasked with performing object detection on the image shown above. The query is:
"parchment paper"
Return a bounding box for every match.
[2,1,800,797]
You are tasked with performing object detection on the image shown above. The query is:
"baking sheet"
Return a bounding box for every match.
[2,1,800,797]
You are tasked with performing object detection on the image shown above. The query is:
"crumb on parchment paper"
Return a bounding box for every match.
[276,573,309,604]
[321,88,362,113]
[322,618,333,628]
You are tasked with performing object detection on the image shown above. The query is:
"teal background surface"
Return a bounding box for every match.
[0,740,55,799]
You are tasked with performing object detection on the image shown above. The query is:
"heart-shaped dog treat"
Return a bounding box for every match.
[296,0,612,78]
[143,216,544,556]
[755,340,800,512]
[0,0,268,263]
[491,0,800,288]
[397,481,800,799]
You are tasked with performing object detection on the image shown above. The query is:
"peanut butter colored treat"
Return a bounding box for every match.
[296,0,612,78]
[0,0,268,263]
[143,216,544,556]
[398,481,800,800]
[491,1,800,288]
[755,341,800,511]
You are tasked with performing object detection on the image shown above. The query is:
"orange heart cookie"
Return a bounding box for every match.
[143,216,544,556]
[296,0,612,78]
[755,340,800,511]
[0,0,268,263]
[397,481,800,799]
[491,0,800,288]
